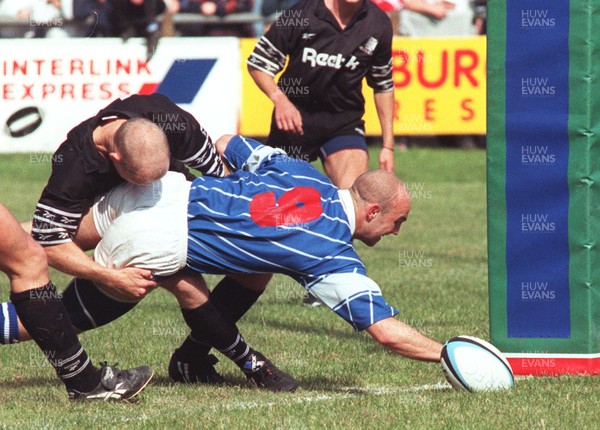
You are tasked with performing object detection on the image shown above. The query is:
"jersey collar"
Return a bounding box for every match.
[338,189,356,234]
[315,0,369,30]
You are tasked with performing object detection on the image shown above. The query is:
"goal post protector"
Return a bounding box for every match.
[487,0,600,375]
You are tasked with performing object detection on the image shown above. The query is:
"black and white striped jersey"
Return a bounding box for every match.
[32,94,224,246]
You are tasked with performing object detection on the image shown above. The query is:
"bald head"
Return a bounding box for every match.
[350,169,409,212]
[350,170,410,246]
[112,118,170,186]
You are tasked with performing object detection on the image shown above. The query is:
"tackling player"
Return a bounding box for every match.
[17,93,301,391]
[30,93,225,300]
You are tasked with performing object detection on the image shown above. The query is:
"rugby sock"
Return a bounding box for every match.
[180,301,258,372]
[210,277,265,323]
[10,282,100,392]
[61,277,140,331]
[0,301,20,344]
[177,277,265,359]
[0,277,139,344]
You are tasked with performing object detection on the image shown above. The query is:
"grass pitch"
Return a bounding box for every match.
[0,147,598,429]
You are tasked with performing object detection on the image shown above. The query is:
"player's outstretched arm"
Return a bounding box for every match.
[365,317,443,362]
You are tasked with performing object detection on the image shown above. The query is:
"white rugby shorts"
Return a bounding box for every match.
[92,171,190,278]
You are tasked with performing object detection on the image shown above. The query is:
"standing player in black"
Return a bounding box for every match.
[247,0,396,190]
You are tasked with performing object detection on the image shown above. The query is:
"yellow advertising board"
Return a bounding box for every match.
[240,36,486,136]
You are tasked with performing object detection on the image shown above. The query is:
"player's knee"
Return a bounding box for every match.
[26,238,47,265]
[16,238,48,284]
[250,273,272,290]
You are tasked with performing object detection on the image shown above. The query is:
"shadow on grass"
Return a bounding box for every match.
[0,375,58,388]
[243,310,359,341]
[149,374,255,389]
[148,373,360,393]
[294,376,363,392]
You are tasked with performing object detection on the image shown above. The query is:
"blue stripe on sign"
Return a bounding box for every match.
[505,0,570,338]
[155,59,217,104]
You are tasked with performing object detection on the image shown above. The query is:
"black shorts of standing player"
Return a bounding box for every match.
[266,110,369,163]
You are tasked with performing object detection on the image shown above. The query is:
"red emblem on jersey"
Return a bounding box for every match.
[250,187,323,227]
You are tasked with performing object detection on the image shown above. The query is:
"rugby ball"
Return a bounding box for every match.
[440,336,514,392]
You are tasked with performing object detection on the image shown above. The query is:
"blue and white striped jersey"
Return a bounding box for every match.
[187,135,398,330]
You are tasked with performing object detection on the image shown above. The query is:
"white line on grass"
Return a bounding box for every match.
[212,382,450,411]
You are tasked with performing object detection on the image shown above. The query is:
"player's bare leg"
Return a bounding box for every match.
[322,148,369,189]
[160,271,210,308]
[0,204,153,401]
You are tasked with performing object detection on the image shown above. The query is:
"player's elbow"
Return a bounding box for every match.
[373,331,396,350]
[215,134,235,157]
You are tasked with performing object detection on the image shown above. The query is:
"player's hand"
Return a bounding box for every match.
[379,147,395,173]
[99,267,158,301]
[273,95,303,135]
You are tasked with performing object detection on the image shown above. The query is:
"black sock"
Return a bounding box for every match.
[180,301,260,373]
[210,277,265,323]
[62,277,140,331]
[174,334,211,361]
[176,277,264,360]
[11,283,100,391]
